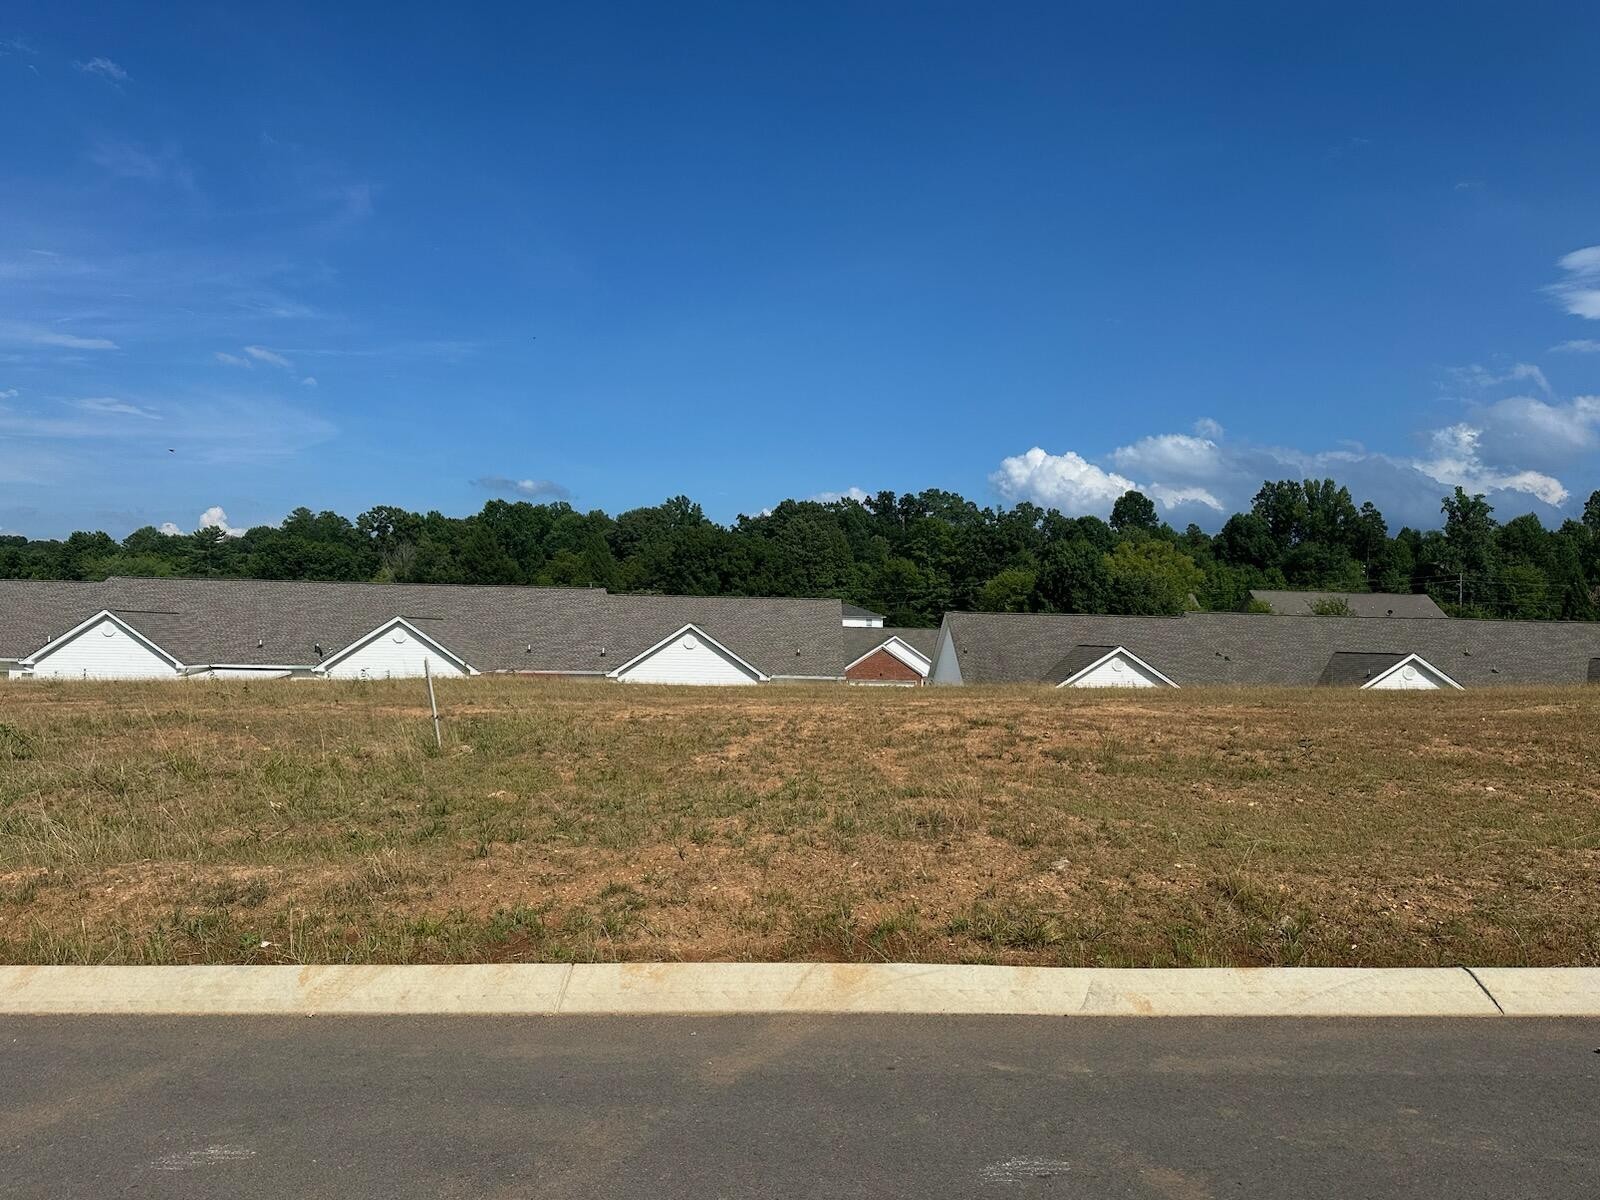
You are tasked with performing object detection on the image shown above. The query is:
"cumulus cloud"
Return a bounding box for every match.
[990,448,1139,513]
[76,56,128,83]
[993,390,1591,527]
[161,507,248,538]
[198,506,247,537]
[1467,394,1600,470]
[471,475,571,500]
[1109,431,1224,479]
[300,375,317,388]
[72,397,161,420]
[1547,245,1600,320]
[1552,339,1600,353]
[1146,484,1224,512]
[0,387,16,399]
[1414,424,1569,506]
[808,486,871,504]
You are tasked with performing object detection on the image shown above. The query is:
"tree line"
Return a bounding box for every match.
[5,480,1599,625]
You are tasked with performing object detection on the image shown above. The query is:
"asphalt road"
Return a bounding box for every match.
[3,1016,1596,1198]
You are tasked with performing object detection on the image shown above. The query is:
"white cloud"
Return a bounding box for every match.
[1414,424,1569,507]
[88,141,194,189]
[157,508,247,538]
[1193,417,1224,439]
[1548,245,1600,320]
[1467,394,1600,470]
[1552,339,1600,353]
[990,448,1139,514]
[299,375,317,388]
[1445,362,1552,395]
[993,393,1591,528]
[0,388,16,399]
[1147,484,1224,512]
[471,475,571,500]
[73,397,161,420]
[243,345,293,369]
[76,56,128,83]
[214,351,251,368]
[197,505,248,537]
[0,321,118,350]
[808,486,871,504]
[1109,432,1223,478]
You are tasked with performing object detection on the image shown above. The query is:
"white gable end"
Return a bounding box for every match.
[1059,649,1173,689]
[1363,655,1460,690]
[321,621,469,680]
[29,615,179,680]
[929,624,962,684]
[879,637,932,674]
[613,628,763,685]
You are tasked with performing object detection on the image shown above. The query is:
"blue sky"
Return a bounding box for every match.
[4,2,1600,539]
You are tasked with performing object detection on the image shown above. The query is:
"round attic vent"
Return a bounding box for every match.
[1402,665,1416,680]
[682,634,698,650]
[391,631,408,644]
[101,625,116,637]
[1110,658,1124,673]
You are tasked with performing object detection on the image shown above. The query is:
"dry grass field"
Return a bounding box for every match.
[1,677,1596,967]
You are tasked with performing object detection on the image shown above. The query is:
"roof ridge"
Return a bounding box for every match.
[101,576,609,594]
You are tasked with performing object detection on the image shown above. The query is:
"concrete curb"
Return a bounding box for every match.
[2,964,1594,1016]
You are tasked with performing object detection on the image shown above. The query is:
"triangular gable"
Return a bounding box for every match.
[1360,652,1462,690]
[1055,645,1178,689]
[22,609,184,669]
[608,623,769,683]
[845,635,931,675]
[314,617,476,676]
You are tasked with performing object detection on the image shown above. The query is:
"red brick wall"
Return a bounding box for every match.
[845,647,924,683]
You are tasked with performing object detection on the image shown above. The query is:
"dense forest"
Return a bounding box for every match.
[5,480,1600,626]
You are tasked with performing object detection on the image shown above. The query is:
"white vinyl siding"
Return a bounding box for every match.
[29,616,178,680]
[614,631,762,685]
[929,624,963,684]
[322,625,468,680]
[1365,660,1452,689]
[1061,651,1170,689]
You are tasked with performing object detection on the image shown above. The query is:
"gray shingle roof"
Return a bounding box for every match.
[939,610,1600,686]
[843,626,938,664]
[1317,651,1408,686]
[0,581,113,661]
[1250,590,1447,618]
[598,593,845,678]
[0,579,845,678]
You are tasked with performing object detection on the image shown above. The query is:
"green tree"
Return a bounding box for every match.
[1109,490,1160,536]
[976,567,1037,612]
[1102,540,1204,615]
[1440,487,1498,610]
